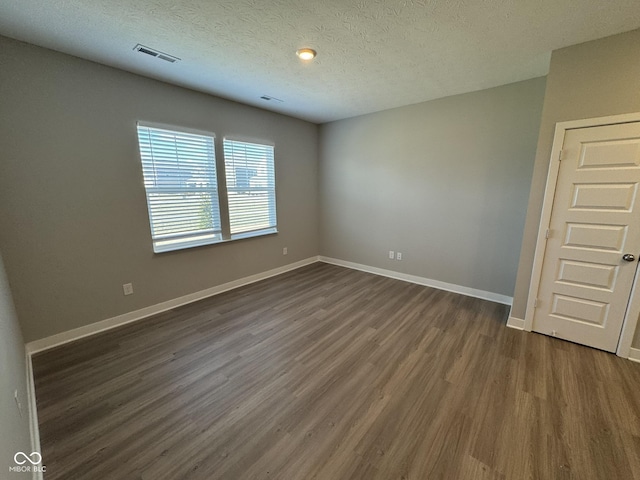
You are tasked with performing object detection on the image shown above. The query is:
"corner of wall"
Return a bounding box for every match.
[0,251,41,477]
[25,349,43,480]
[506,316,526,330]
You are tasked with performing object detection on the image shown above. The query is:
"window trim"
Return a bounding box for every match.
[223,137,278,240]
[136,122,278,254]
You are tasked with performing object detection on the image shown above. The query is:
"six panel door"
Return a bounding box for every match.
[533,122,640,352]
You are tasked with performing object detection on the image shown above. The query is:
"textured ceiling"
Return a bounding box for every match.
[0,1,639,123]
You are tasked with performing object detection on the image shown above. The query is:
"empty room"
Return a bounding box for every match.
[2,1,640,479]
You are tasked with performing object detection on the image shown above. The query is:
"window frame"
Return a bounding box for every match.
[135,122,278,253]
[223,137,278,241]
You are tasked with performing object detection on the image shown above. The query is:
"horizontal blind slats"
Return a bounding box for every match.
[137,125,222,251]
[223,139,277,235]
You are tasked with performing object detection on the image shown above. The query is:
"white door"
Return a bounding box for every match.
[533,122,640,352]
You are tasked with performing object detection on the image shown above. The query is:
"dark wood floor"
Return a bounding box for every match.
[33,263,640,479]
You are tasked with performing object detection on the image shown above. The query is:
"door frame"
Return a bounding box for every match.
[525,112,640,359]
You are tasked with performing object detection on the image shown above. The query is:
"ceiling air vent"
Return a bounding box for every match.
[260,95,284,103]
[133,44,180,63]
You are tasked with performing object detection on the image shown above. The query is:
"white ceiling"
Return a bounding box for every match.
[1,1,639,123]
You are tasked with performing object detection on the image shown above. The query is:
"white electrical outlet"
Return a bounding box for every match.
[389,250,394,259]
[123,283,134,296]
[14,390,23,417]
[283,247,288,255]
[396,252,402,260]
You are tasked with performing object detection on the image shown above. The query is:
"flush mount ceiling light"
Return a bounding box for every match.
[296,48,317,61]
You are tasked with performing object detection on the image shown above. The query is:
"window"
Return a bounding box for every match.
[136,124,277,252]
[136,125,222,252]
[223,139,277,238]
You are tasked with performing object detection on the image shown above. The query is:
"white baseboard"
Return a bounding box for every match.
[318,256,513,305]
[26,257,320,354]
[25,350,43,480]
[506,316,525,330]
[629,347,640,363]
[26,255,515,354]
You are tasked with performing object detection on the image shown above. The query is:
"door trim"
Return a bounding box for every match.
[525,112,640,359]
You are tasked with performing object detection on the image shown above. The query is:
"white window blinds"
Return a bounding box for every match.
[136,125,222,253]
[223,139,277,237]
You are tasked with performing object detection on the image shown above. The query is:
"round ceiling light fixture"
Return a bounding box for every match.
[296,48,317,61]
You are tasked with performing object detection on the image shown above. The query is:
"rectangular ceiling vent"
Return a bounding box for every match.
[133,44,180,63]
[260,95,284,103]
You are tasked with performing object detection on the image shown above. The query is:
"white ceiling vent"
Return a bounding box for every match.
[260,95,283,103]
[133,44,180,63]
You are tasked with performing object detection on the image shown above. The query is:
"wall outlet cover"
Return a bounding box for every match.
[123,283,134,296]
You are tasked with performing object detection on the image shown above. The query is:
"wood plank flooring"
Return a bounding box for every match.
[32,263,640,479]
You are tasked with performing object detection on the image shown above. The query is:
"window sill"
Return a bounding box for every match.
[229,227,278,241]
[153,227,278,254]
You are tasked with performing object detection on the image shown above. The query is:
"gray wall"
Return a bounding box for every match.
[511,29,640,348]
[0,36,319,342]
[0,251,32,476]
[319,78,546,297]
